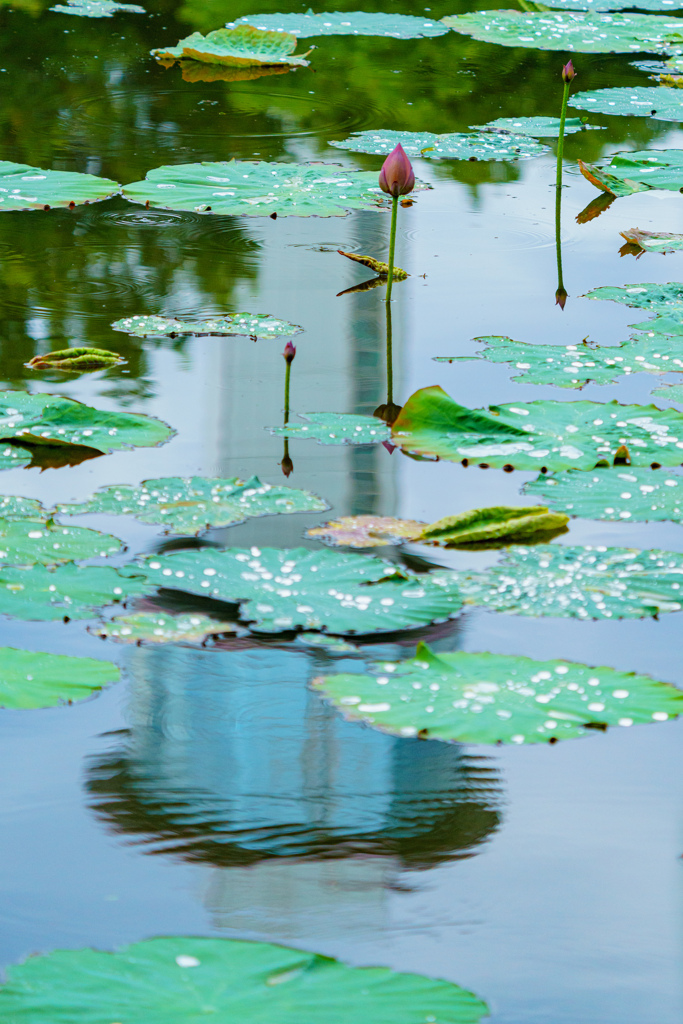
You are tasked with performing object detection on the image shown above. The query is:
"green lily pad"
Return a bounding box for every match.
[51,0,144,15]
[90,611,239,644]
[0,647,119,709]
[111,312,301,339]
[152,26,310,67]
[473,115,601,137]
[0,495,46,519]
[584,282,683,326]
[443,11,683,54]
[542,0,683,10]
[572,86,683,120]
[391,385,683,470]
[0,519,122,567]
[130,546,463,635]
[329,129,548,162]
[578,149,683,197]
[0,447,31,472]
[0,162,119,212]
[0,390,173,454]
[455,543,683,619]
[314,641,683,745]
[620,228,683,253]
[0,563,152,621]
[438,333,683,387]
[524,466,683,523]
[269,412,391,445]
[122,161,422,218]
[27,347,125,372]
[229,11,449,38]
[652,381,683,401]
[0,936,488,1023]
[59,475,328,535]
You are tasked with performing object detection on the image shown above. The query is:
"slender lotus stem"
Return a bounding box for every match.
[555,72,571,309]
[284,358,292,423]
[385,194,399,303]
[385,298,394,406]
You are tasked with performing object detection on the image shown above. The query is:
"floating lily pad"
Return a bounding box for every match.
[0,936,488,1023]
[0,495,46,519]
[620,228,683,253]
[229,11,449,38]
[652,381,683,401]
[443,11,683,54]
[455,543,683,619]
[59,475,327,535]
[572,86,683,120]
[51,0,143,15]
[152,26,310,67]
[90,611,239,644]
[391,385,683,470]
[307,515,426,547]
[314,641,683,745]
[122,161,420,218]
[0,647,119,709]
[541,0,683,10]
[524,466,683,523]
[0,563,151,621]
[584,282,683,327]
[578,149,683,196]
[111,312,301,339]
[329,129,548,162]
[438,334,683,387]
[0,162,119,212]
[0,518,122,567]
[269,412,390,445]
[0,447,31,472]
[27,347,125,372]
[0,390,173,454]
[130,546,462,635]
[473,116,601,137]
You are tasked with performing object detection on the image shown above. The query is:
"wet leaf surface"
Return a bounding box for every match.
[0,647,119,709]
[0,447,32,472]
[473,115,601,137]
[269,412,391,445]
[0,563,152,620]
[50,0,143,14]
[542,0,683,9]
[330,128,548,162]
[90,610,239,643]
[524,466,683,523]
[111,312,301,338]
[229,11,449,38]
[0,161,119,211]
[27,347,125,372]
[584,281,683,328]
[0,517,122,566]
[572,86,683,120]
[652,381,683,401]
[620,228,683,253]
[152,26,310,67]
[578,149,683,196]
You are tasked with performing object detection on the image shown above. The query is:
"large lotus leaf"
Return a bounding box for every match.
[122,161,420,218]
[442,11,683,54]
[0,647,119,709]
[572,86,683,120]
[59,475,328,535]
[620,228,683,253]
[269,412,390,445]
[0,162,119,212]
[584,282,683,325]
[128,546,463,635]
[0,518,122,566]
[314,641,683,745]
[0,936,488,1023]
[542,0,683,10]
[652,381,683,401]
[578,149,683,197]
[230,11,449,38]
[152,26,309,67]
[0,563,152,621]
[0,447,31,471]
[0,495,45,519]
[329,129,548,161]
[455,543,683,619]
[51,0,144,15]
[391,385,683,470]
[111,312,301,339]
[0,390,173,454]
[524,466,683,523]
[438,333,683,387]
[473,115,601,137]
[91,611,239,644]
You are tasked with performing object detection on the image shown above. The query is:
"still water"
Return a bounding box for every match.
[0,0,682,1020]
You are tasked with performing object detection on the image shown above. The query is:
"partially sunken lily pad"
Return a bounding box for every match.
[524,466,683,523]
[0,936,488,1023]
[0,648,119,709]
[152,26,310,67]
[51,0,144,15]
[314,641,683,744]
[391,385,683,470]
[0,162,119,212]
[0,519,122,566]
[111,312,301,339]
[307,515,426,547]
[578,149,683,196]
[59,475,327,535]
[473,116,601,137]
[620,228,683,254]
[122,161,418,218]
[27,347,125,372]
[269,412,390,445]
[0,563,151,621]
[230,11,449,38]
[91,611,239,644]
[443,11,683,54]
[330,129,548,162]
[130,546,462,635]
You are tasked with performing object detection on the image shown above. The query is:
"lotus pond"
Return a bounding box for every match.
[0,0,683,1021]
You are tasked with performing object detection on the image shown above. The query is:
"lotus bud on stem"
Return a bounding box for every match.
[379,144,415,303]
[282,341,295,424]
[555,60,576,309]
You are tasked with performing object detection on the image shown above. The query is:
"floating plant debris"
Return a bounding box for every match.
[26,347,125,372]
[0,647,119,709]
[151,26,311,67]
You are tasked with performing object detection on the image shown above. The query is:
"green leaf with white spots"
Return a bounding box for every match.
[652,381,683,401]
[129,547,463,635]
[0,563,152,621]
[0,495,46,519]
[51,0,144,16]
[524,466,683,523]
[152,26,310,67]
[229,11,449,38]
[583,281,683,328]
[542,0,683,10]
[90,611,239,644]
[0,161,119,211]
[442,11,683,54]
[269,412,390,445]
[0,518,122,567]
[473,115,602,137]
[437,333,683,387]
[329,129,548,162]
[122,161,424,218]
[620,228,683,253]
[572,86,683,120]
[391,385,683,470]
[0,647,119,709]
[579,149,683,197]
[0,936,488,1024]
[59,475,328,535]
[0,447,31,472]
[314,641,683,745]
[111,312,302,339]
[454,543,683,619]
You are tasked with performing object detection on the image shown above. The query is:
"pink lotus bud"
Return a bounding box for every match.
[283,341,296,364]
[562,60,575,84]
[378,144,415,198]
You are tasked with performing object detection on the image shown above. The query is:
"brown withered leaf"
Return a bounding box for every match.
[337,250,408,280]
[307,515,426,548]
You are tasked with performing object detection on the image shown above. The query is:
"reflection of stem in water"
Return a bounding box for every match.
[281,344,295,476]
[385,194,399,303]
[385,299,393,406]
[284,356,292,424]
[555,69,572,310]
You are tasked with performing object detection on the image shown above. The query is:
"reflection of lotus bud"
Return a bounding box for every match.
[281,452,293,477]
[562,60,575,83]
[379,144,415,198]
[283,341,296,364]
[555,286,568,310]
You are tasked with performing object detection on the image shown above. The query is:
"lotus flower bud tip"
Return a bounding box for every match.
[283,341,296,363]
[379,143,415,198]
[562,60,575,83]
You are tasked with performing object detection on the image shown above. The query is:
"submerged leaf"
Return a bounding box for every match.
[152,26,310,67]
[111,312,301,339]
[269,412,391,445]
[91,611,238,644]
[473,115,601,137]
[27,347,124,372]
[0,563,151,621]
[524,466,683,524]
[337,251,408,279]
[330,128,548,162]
[620,228,683,253]
[0,648,119,709]
[307,515,426,547]
[0,518,122,566]
[229,11,449,38]
[572,86,683,120]
[578,149,683,197]
[0,161,119,212]
[51,0,143,15]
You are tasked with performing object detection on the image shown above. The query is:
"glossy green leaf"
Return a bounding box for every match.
[59,475,328,535]
[0,447,31,472]
[122,161,423,218]
[27,347,124,372]
[229,11,449,38]
[51,0,143,15]
[652,381,683,401]
[152,26,310,67]
[418,506,569,545]
[541,0,683,10]
[330,128,548,161]
[0,647,119,709]
[584,282,683,327]
[0,161,119,211]
[620,228,683,253]
[572,86,683,121]
[0,495,45,519]
[391,385,683,470]
[91,611,239,644]
[0,518,122,566]
[473,115,601,137]
[524,466,683,523]
[269,412,391,445]
[578,149,683,196]
[0,563,152,620]
[130,546,463,635]
[314,641,683,744]
[111,312,301,339]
